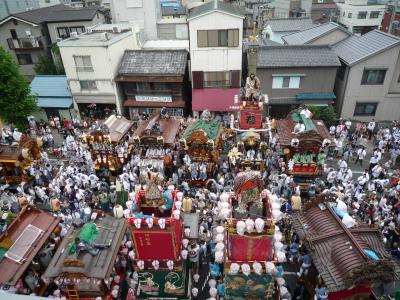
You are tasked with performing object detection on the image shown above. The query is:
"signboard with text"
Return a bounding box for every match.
[135,95,172,102]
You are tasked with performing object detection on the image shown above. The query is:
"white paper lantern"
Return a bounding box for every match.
[167,260,174,270]
[125,241,132,248]
[241,263,251,276]
[181,249,188,259]
[152,260,160,270]
[245,218,255,233]
[184,227,191,237]
[273,231,283,242]
[236,220,246,236]
[129,250,135,259]
[133,218,142,229]
[192,287,199,296]
[255,218,265,233]
[137,260,145,270]
[158,218,166,229]
[229,263,240,275]
[173,210,180,220]
[253,262,263,275]
[215,250,224,263]
[146,217,154,228]
[208,279,217,288]
[182,238,189,248]
[175,201,182,210]
[274,241,284,251]
[209,287,218,297]
[193,274,200,283]
[277,277,285,286]
[265,262,277,274]
[276,251,286,263]
[177,192,183,201]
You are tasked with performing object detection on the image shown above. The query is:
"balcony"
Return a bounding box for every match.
[7,37,44,50]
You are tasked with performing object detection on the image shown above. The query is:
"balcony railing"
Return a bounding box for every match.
[7,37,44,50]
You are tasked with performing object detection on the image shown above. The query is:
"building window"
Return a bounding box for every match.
[354,102,378,116]
[348,12,352,18]
[16,54,33,65]
[197,29,239,47]
[69,26,85,34]
[370,11,380,18]
[74,56,93,72]
[361,69,386,85]
[80,80,97,90]
[358,11,367,19]
[57,27,70,39]
[10,29,18,39]
[203,71,231,88]
[272,76,301,89]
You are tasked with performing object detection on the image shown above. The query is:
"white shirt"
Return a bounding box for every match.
[367,122,376,131]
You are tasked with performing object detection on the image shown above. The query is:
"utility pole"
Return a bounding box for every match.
[388,0,399,34]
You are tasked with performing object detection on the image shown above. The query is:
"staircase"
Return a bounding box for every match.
[67,285,80,300]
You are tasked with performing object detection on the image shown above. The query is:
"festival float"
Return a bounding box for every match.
[275,107,331,188]
[291,193,400,299]
[126,187,189,299]
[82,115,134,172]
[215,171,283,299]
[44,212,127,299]
[0,135,42,184]
[181,112,223,185]
[0,206,60,296]
[132,112,180,175]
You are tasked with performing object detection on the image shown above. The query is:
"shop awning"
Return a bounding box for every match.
[296,92,336,100]
[37,97,72,108]
[124,100,185,108]
[192,88,239,112]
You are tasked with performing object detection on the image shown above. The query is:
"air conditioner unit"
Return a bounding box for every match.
[86,27,93,34]
[25,30,31,36]
[71,32,78,39]
[112,26,121,33]
[101,32,109,41]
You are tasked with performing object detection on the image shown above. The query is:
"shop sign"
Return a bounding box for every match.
[135,95,172,102]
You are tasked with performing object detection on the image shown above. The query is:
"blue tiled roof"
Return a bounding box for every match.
[296,92,336,100]
[30,75,72,108]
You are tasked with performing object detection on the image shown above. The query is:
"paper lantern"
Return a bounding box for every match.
[175,201,182,210]
[113,205,124,219]
[215,242,224,252]
[274,241,284,251]
[215,250,224,263]
[245,218,255,233]
[277,277,285,286]
[146,217,154,228]
[209,287,217,297]
[241,264,251,276]
[133,218,142,229]
[126,241,132,248]
[158,218,166,229]
[193,274,200,283]
[182,239,189,248]
[182,197,192,213]
[255,218,264,233]
[123,209,131,219]
[276,251,286,263]
[137,260,144,270]
[229,263,240,275]
[181,250,188,259]
[236,221,246,236]
[167,260,174,271]
[173,210,180,220]
[192,287,199,296]
[177,192,183,201]
[184,227,191,237]
[253,262,263,275]
[152,260,160,270]
[265,262,277,274]
[128,251,135,259]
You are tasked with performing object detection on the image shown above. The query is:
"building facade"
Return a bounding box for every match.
[109,0,159,40]
[333,30,400,121]
[256,45,340,117]
[188,1,245,118]
[380,3,400,36]
[0,0,62,20]
[116,50,190,119]
[263,17,314,44]
[336,0,385,34]
[58,24,140,118]
[310,0,338,23]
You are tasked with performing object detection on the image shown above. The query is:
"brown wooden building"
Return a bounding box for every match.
[116,49,191,119]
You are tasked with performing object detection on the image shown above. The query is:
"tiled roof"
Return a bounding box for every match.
[30,75,72,108]
[292,194,400,292]
[332,30,400,66]
[118,50,187,76]
[257,45,341,68]
[188,1,245,20]
[2,4,100,25]
[265,17,314,32]
[282,22,349,45]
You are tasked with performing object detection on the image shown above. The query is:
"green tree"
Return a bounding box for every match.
[34,54,58,75]
[0,47,37,129]
[308,105,337,127]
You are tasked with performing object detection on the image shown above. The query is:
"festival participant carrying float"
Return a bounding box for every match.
[44,212,126,299]
[220,170,277,299]
[275,107,332,189]
[82,114,134,172]
[181,111,223,186]
[291,193,400,299]
[127,189,189,299]
[131,111,180,175]
[228,131,268,171]
[0,135,42,185]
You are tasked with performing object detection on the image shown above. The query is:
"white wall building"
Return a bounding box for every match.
[188,0,244,116]
[109,0,159,40]
[336,0,385,34]
[58,24,140,117]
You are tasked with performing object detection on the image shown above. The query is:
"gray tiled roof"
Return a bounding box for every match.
[266,17,314,32]
[282,22,349,45]
[257,45,341,68]
[188,1,245,20]
[119,50,188,76]
[332,30,400,66]
[5,4,100,24]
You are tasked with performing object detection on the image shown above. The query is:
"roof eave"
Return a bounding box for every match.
[345,41,400,67]
[0,15,40,26]
[188,9,245,21]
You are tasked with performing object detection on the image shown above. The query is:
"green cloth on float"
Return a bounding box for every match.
[68,223,99,255]
[291,111,316,132]
[184,119,221,141]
